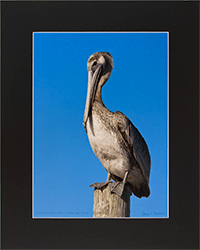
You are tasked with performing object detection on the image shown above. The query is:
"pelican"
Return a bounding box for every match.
[83,52,151,198]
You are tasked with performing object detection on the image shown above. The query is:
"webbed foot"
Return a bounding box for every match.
[110,181,125,197]
[89,181,112,190]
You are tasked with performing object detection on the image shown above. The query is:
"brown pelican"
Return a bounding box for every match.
[83,52,151,198]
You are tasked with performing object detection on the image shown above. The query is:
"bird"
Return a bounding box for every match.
[83,52,151,198]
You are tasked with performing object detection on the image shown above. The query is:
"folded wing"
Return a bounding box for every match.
[115,111,151,183]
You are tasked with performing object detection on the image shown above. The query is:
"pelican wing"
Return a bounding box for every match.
[115,111,151,182]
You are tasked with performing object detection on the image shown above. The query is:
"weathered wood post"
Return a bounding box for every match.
[92,182,131,217]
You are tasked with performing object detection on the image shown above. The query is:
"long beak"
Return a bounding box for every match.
[83,64,102,128]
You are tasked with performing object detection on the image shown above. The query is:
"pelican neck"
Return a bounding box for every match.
[94,85,103,103]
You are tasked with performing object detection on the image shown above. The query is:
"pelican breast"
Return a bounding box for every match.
[86,102,135,179]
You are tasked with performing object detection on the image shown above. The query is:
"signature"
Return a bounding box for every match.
[142,211,165,216]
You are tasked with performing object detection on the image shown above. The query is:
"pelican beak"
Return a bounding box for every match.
[83,63,103,128]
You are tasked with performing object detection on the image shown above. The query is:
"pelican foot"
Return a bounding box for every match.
[89,181,112,190]
[110,181,125,197]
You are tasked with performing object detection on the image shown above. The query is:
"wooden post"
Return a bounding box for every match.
[93,182,131,218]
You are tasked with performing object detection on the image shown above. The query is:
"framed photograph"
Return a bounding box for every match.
[1,1,198,249]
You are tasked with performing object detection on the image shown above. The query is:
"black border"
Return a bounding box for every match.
[1,1,199,249]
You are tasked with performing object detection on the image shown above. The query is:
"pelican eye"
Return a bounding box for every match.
[91,61,100,73]
[92,61,97,66]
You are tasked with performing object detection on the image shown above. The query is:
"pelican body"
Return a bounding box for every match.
[83,52,151,198]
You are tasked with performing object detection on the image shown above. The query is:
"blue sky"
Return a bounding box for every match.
[33,32,168,218]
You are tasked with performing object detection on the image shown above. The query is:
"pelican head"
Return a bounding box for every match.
[83,52,113,128]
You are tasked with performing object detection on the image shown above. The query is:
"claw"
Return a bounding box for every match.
[89,181,112,190]
[110,182,125,197]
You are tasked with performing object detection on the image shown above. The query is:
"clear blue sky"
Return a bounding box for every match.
[33,32,168,218]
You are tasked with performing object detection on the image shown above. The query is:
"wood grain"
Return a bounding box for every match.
[93,182,131,218]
